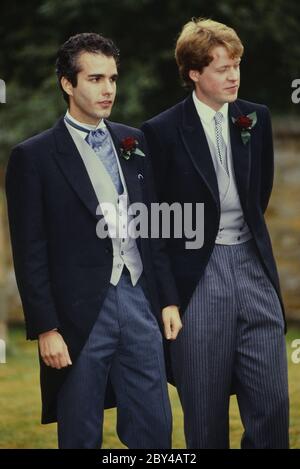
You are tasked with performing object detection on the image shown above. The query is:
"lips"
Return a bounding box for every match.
[98,101,112,106]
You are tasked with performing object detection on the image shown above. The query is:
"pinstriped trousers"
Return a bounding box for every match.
[57,273,172,448]
[170,240,289,449]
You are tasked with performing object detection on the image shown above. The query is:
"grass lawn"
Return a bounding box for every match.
[0,326,299,449]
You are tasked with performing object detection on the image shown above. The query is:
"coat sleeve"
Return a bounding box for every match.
[5,145,60,339]
[138,131,180,310]
[260,106,275,213]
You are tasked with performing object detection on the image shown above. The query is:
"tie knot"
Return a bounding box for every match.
[214,112,224,125]
[86,128,107,147]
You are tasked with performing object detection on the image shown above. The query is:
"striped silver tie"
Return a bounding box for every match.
[214,112,229,176]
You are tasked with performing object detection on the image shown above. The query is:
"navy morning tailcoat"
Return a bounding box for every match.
[6,117,179,423]
[141,95,285,322]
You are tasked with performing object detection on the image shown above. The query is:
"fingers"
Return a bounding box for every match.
[41,349,70,369]
[42,355,51,367]
[39,332,72,369]
[162,309,183,341]
[48,352,70,369]
[168,316,183,340]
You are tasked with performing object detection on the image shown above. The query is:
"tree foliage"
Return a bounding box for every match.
[0,0,299,161]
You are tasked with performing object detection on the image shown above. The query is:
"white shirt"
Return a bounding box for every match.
[192,91,229,146]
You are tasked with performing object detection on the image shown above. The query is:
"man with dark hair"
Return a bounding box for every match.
[142,18,289,448]
[6,32,182,449]
[56,33,120,104]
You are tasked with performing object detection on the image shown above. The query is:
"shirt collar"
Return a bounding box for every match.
[192,91,229,125]
[65,110,106,131]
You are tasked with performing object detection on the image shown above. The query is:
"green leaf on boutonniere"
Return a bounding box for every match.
[120,136,146,160]
[133,148,145,157]
[247,111,257,127]
[122,152,131,160]
[241,130,251,145]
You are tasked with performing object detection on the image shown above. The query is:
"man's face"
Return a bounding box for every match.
[189,45,240,111]
[62,51,118,125]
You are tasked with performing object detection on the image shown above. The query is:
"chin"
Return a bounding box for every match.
[99,110,111,119]
[227,94,238,103]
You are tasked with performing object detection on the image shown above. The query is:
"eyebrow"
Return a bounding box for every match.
[216,60,241,68]
[87,73,119,79]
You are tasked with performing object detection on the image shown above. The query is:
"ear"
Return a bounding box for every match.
[188,70,200,84]
[61,76,74,98]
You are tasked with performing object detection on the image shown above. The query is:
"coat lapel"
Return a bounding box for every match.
[228,101,252,209]
[52,117,144,221]
[179,95,220,210]
[180,96,253,211]
[52,117,100,219]
[105,120,143,205]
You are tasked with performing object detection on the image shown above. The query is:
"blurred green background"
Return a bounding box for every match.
[0,0,299,449]
[0,0,300,149]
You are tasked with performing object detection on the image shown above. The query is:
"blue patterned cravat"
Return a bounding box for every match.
[85,128,123,195]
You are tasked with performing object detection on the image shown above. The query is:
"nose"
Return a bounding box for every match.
[102,79,114,95]
[228,67,239,82]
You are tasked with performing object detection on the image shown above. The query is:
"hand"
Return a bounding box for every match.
[162,305,182,340]
[38,330,72,369]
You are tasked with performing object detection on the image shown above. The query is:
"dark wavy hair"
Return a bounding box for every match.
[55,32,120,103]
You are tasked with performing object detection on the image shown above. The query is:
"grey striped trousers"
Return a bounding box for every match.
[170,240,289,448]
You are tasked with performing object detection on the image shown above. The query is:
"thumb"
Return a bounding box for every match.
[64,344,72,365]
[163,317,172,340]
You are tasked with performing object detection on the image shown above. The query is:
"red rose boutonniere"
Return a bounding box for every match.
[120,136,145,160]
[231,112,257,145]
